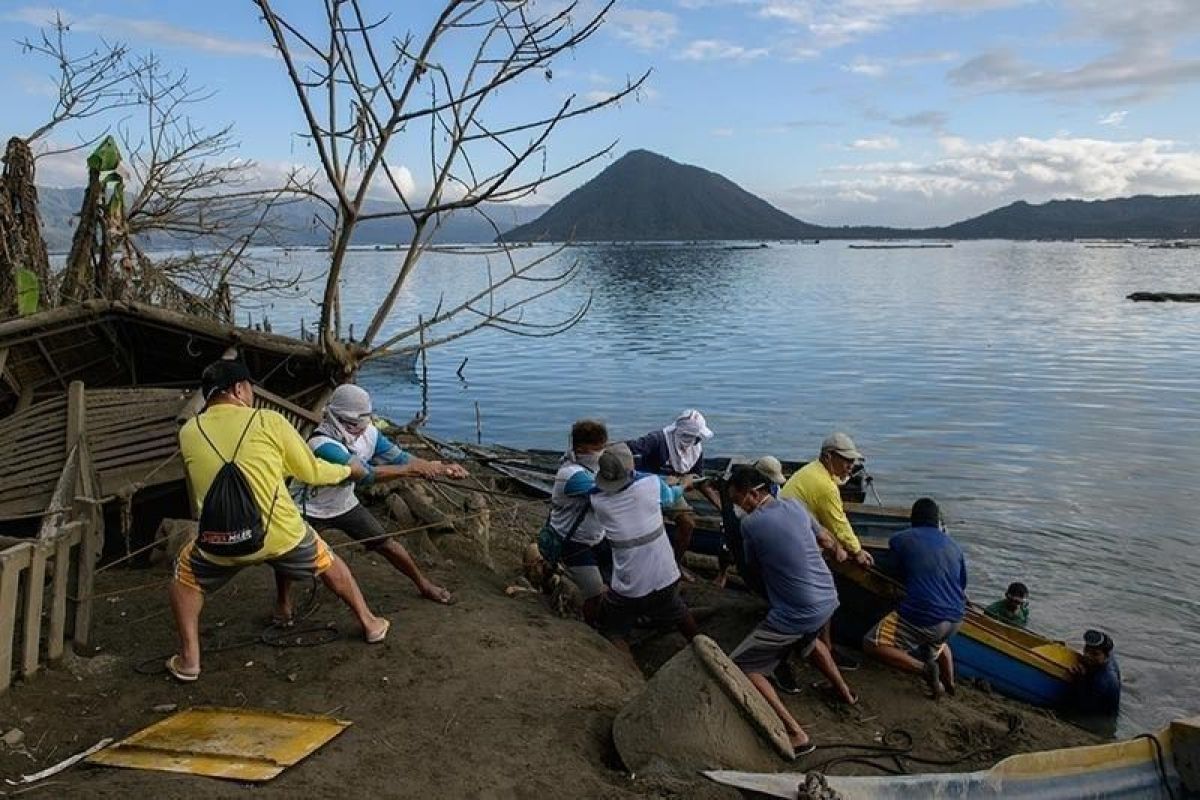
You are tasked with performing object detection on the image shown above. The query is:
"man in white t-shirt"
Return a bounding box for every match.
[590,443,699,662]
[288,384,467,617]
[539,419,609,624]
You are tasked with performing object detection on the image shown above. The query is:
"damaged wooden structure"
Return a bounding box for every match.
[0,300,345,692]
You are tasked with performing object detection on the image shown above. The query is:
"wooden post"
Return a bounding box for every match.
[46,528,77,661]
[66,380,86,449]
[72,440,101,651]
[20,543,50,678]
[0,543,33,693]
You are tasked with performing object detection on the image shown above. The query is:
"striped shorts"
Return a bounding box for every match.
[865,611,962,663]
[174,528,334,594]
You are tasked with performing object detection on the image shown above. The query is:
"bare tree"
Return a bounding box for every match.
[5,16,320,319]
[1,14,140,315]
[112,55,320,317]
[254,0,647,362]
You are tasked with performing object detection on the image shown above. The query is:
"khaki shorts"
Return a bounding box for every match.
[174,528,334,594]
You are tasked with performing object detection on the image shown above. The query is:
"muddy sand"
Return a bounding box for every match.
[0,465,1099,798]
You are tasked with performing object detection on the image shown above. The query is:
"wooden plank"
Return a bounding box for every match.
[37,445,79,540]
[20,543,49,678]
[72,439,100,650]
[46,532,74,661]
[0,543,33,692]
[254,385,322,425]
[66,380,86,449]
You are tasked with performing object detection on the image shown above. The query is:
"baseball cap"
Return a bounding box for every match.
[595,443,635,494]
[752,456,787,486]
[821,431,863,461]
[200,359,253,401]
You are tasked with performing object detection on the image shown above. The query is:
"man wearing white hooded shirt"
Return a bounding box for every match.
[626,409,723,573]
[287,384,468,615]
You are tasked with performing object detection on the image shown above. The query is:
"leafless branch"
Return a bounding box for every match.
[255,0,639,363]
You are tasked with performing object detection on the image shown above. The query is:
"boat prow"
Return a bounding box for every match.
[705,715,1199,798]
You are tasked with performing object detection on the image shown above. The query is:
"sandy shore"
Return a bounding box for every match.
[0,469,1099,797]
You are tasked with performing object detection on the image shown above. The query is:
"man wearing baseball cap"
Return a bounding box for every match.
[780,432,874,568]
[590,443,699,663]
[1067,629,1121,724]
[167,358,389,682]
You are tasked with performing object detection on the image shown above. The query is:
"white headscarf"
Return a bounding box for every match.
[321,384,373,446]
[663,409,713,474]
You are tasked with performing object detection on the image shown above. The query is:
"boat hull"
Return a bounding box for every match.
[830,541,1080,709]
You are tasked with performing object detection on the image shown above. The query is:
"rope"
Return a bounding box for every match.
[804,717,1025,776]
[1135,733,1178,800]
[80,496,545,602]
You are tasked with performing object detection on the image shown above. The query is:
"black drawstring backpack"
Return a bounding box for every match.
[194,410,278,557]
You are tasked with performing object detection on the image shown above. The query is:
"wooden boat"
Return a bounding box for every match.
[450,444,869,505]
[705,715,1197,798]
[827,536,1083,709]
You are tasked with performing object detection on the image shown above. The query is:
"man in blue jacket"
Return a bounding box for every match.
[864,497,966,698]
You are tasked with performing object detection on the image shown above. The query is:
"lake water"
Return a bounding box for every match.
[261,241,1200,735]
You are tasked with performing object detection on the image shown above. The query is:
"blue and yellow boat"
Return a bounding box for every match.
[827,529,1083,710]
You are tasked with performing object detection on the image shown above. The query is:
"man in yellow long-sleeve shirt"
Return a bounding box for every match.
[780,432,875,569]
[166,360,389,682]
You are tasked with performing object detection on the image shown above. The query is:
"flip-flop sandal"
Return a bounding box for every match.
[270,614,296,628]
[365,618,391,644]
[791,742,817,759]
[165,654,199,683]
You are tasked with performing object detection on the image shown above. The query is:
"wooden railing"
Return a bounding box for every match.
[0,380,103,693]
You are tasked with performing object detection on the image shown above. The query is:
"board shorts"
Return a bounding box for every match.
[307,504,390,551]
[174,528,334,594]
[598,580,689,639]
[865,611,962,663]
[730,619,826,675]
[560,539,605,600]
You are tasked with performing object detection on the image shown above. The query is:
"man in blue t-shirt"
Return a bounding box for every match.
[864,497,967,698]
[725,465,857,755]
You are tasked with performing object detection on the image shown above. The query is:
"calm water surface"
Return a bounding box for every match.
[261,241,1200,735]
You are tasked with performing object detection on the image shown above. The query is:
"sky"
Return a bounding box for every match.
[3,0,1200,227]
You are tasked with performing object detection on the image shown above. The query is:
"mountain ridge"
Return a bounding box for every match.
[34,150,1200,248]
[500,149,1200,242]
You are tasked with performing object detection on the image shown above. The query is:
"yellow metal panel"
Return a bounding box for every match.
[87,706,351,782]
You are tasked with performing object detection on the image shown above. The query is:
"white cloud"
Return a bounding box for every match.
[711,127,735,137]
[679,39,769,61]
[5,5,277,58]
[843,57,887,77]
[758,0,1024,48]
[585,90,618,104]
[1098,110,1128,127]
[606,8,679,50]
[780,134,1200,226]
[949,1,1200,100]
[849,135,900,150]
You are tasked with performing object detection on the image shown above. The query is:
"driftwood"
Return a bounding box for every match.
[1127,292,1200,303]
